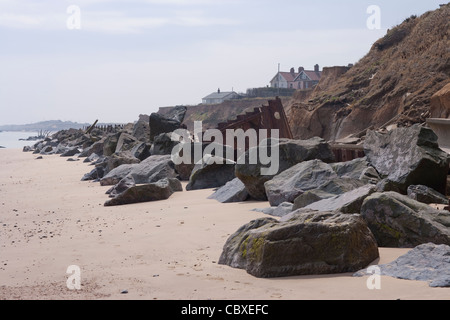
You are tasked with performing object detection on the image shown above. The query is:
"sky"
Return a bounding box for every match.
[0,0,445,125]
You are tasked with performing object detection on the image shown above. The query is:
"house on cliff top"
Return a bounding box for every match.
[270,65,322,90]
[202,89,240,104]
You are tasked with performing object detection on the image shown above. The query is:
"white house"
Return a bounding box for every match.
[270,65,322,89]
[202,89,239,104]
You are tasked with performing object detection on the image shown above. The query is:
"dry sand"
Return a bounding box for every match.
[0,149,449,300]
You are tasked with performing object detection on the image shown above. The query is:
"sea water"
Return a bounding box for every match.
[0,131,40,149]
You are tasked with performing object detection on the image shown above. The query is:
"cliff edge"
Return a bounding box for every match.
[287,4,450,141]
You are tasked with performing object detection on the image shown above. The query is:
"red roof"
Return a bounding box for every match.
[295,70,322,81]
[302,70,322,81]
[278,71,299,82]
[275,70,322,83]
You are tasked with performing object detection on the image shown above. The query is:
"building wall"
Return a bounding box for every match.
[270,74,288,88]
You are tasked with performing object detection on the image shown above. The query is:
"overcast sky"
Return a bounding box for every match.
[0,0,444,125]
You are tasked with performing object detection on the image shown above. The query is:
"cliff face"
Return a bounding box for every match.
[287,4,450,141]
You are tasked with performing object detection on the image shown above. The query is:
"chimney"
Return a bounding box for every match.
[218,88,220,93]
[314,64,319,72]
[290,67,295,76]
[298,67,304,73]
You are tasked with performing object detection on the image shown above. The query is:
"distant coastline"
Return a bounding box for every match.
[0,120,89,132]
[0,120,123,132]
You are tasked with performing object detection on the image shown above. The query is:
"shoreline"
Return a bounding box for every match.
[0,148,449,300]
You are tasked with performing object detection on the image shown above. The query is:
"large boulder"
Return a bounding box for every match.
[360,192,450,247]
[218,210,379,278]
[130,142,151,161]
[186,155,236,191]
[132,115,150,142]
[79,138,105,157]
[149,113,182,141]
[101,154,177,186]
[104,178,178,206]
[266,157,378,207]
[364,124,449,194]
[99,163,138,186]
[115,132,141,153]
[60,146,80,157]
[264,159,337,206]
[252,202,294,218]
[125,154,177,184]
[207,178,249,203]
[173,142,235,181]
[104,151,140,175]
[407,185,449,205]
[354,243,450,287]
[293,177,367,209]
[302,184,377,214]
[106,175,136,198]
[330,157,380,183]
[103,132,121,156]
[168,105,187,123]
[150,133,180,156]
[235,137,335,201]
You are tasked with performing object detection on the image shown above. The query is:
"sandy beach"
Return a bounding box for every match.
[0,148,449,300]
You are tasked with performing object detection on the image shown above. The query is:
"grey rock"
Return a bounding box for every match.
[104,151,140,175]
[235,137,335,201]
[131,142,151,161]
[103,132,121,157]
[360,191,450,247]
[106,175,136,197]
[174,142,235,181]
[375,178,404,193]
[167,177,183,192]
[100,163,138,186]
[125,154,177,185]
[186,155,236,191]
[331,157,381,184]
[149,113,182,141]
[364,124,449,194]
[115,132,141,153]
[79,138,105,157]
[293,177,367,210]
[407,185,449,205]
[354,243,450,287]
[104,178,175,206]
[304,184,377,214]
[253,202,293,218]
[40,145,54,155]
[208,178,249,203]
[132,117,150,142]
[83,153,100,163]
[264,159,338,206]
[81,167,104,181]
[100,155,176,187]
[107,175,182,198]
[168,105,187,123]
[150,132,180,156]
[293,189,335,209]
[219,211,379,278]
[60,147,80,157]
